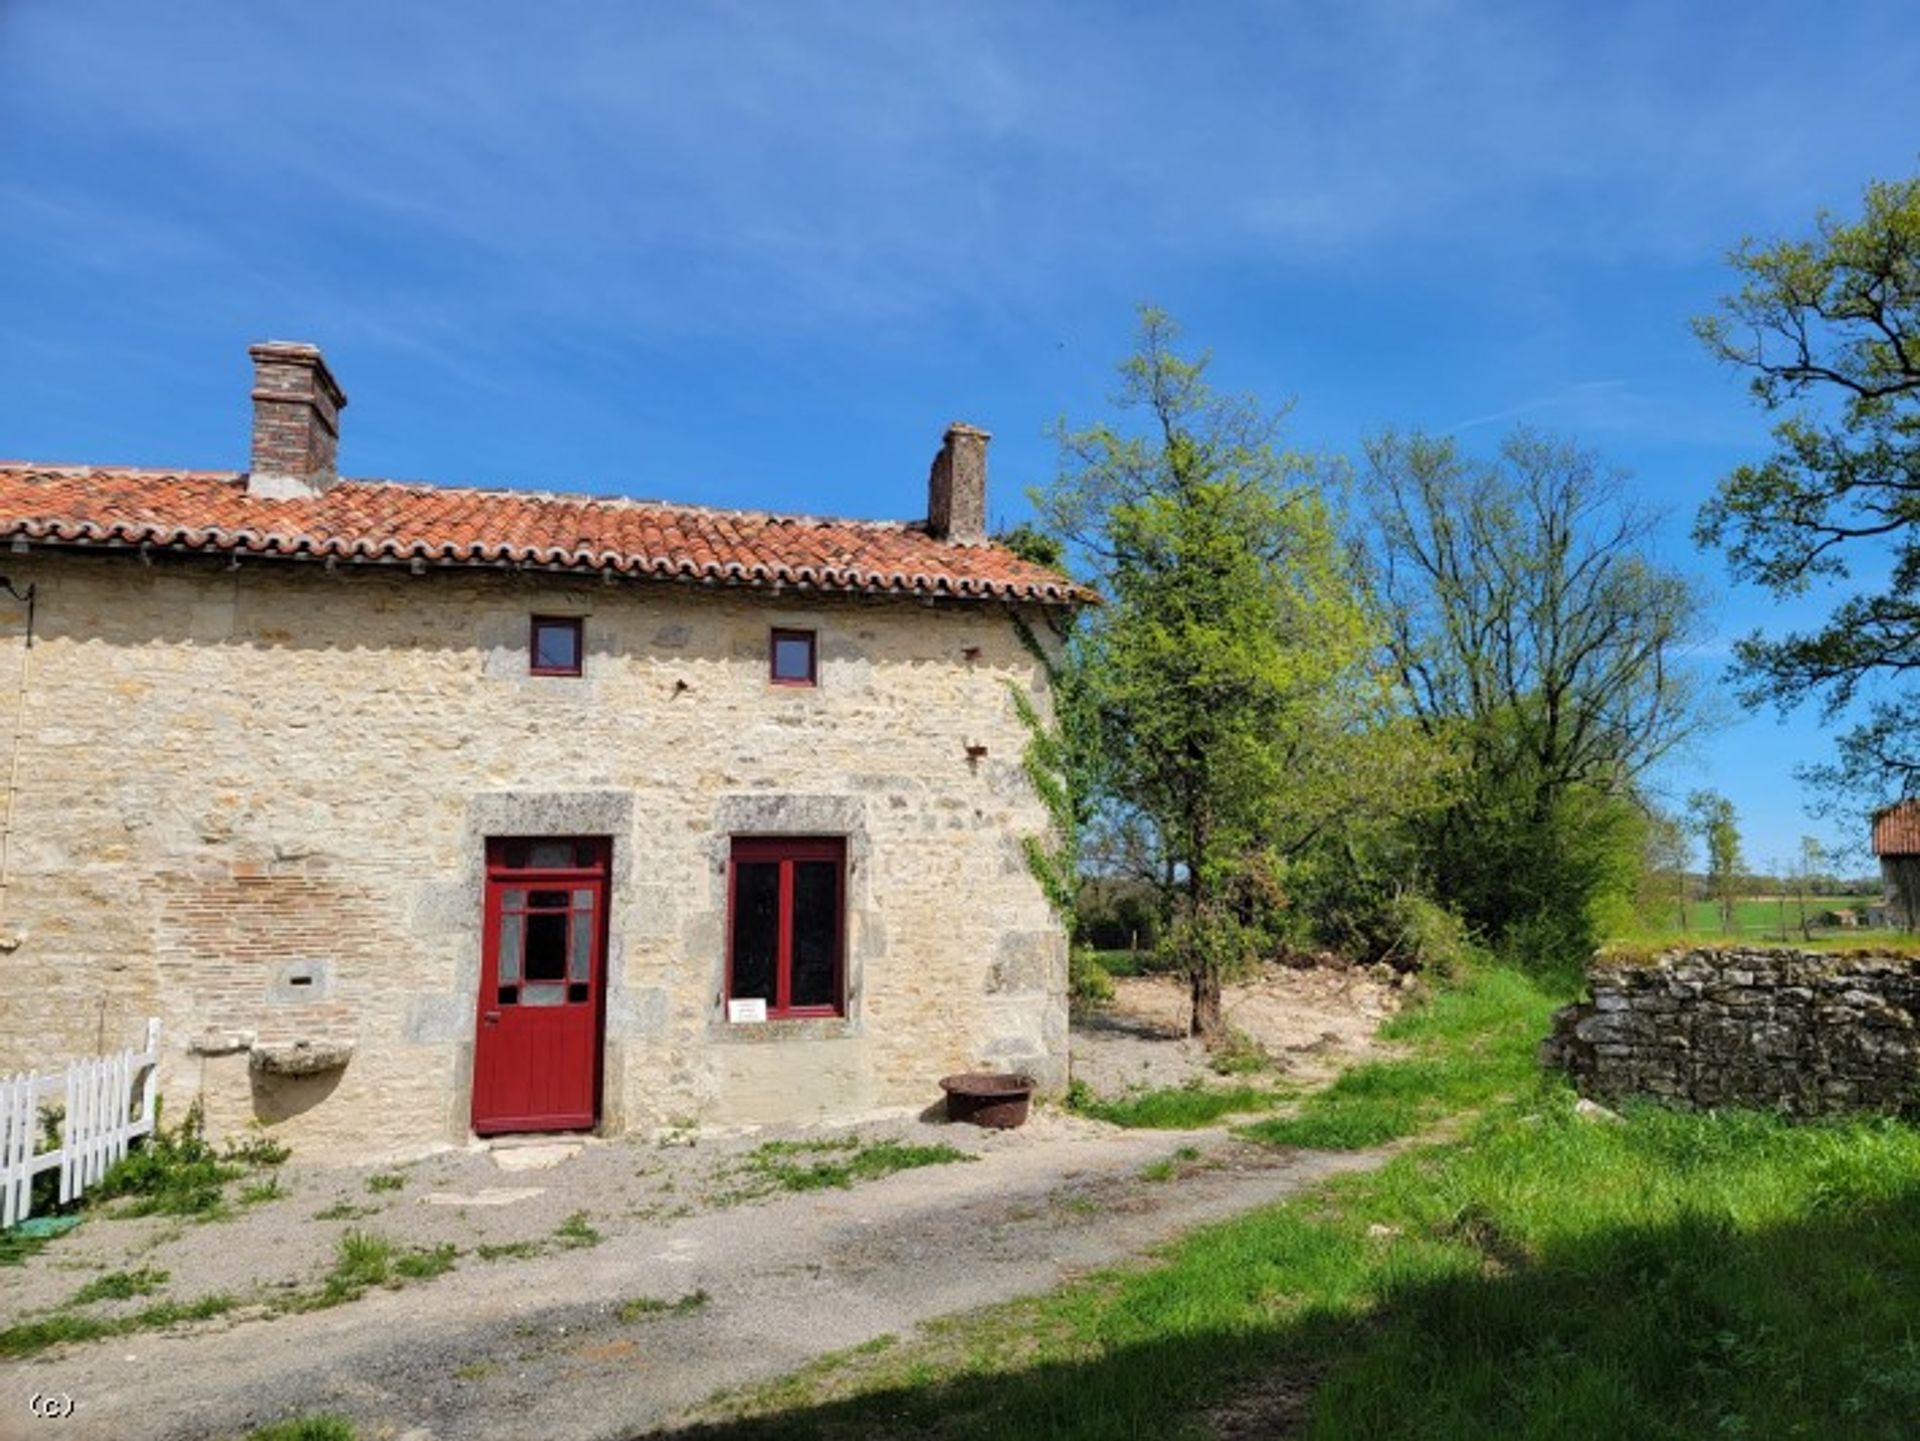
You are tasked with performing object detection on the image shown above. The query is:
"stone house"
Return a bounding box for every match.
[0,342,1087,1159]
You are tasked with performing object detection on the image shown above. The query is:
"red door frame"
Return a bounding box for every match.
[472,837,610,1135]
[725,836,846,1018]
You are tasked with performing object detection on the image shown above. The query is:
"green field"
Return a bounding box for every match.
[1626,893,1904,945]
[683,959,1920,1440]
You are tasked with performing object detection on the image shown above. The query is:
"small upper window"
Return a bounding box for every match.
[770,628,817,686]
[531,616,583,677]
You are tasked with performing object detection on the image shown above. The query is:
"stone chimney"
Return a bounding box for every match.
[927,422,989,545]
[247,341,347,499]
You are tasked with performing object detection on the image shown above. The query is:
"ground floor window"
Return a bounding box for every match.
[728,836,844,1017]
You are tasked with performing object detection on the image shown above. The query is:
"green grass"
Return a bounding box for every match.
[282,1229,460,1312]
[246,1418,356,1441]
[555,1211,603,1249]
[326,1229,394,1295]
[238,1174,284,1206]
[313,1201,381,1221]
[0,1292,237,1358]
[737,1137,975,1194]
[89,1098,287,1220]
[617,1288,711,1322]
[476,1240,540,1262]
[674,958,1920,1440]
[69,1266,168,1305]
[1622,893,1895,945]
[0,1229,52,1266]
[393,1243,458,1280]
[1242,963,1556,1150]
[1089,949,1172,978]
[366,1172,405,1193]
[1074,1082,1286,1129]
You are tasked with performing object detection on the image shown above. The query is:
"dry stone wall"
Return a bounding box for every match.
[1542,948,1920,1115]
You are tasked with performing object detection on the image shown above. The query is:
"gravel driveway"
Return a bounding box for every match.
[0,1121,1386,1441]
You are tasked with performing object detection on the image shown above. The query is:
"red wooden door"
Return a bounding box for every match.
[472,837,608,1135]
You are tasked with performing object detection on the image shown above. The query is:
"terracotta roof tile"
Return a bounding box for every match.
[0,464,1093,606]
[1873,801,1920,856]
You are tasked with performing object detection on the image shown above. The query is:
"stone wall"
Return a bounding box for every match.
[0,550,1068,1159]
[1542,948,1920,1115]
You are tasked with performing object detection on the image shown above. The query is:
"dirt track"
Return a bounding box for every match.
[0,1125,1387,1441]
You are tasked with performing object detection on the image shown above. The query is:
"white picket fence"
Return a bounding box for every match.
[1,1019,160,1228]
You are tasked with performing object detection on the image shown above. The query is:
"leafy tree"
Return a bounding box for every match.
[1033,309,1379,1039]
[1688,790,1744,933]
[1693,174,1920,805]
[1793,834,1827,939]
[1357,428,1708,958]
[1637,808,1693,933]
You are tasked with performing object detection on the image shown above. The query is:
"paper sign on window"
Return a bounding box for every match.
[728,998,768,1024]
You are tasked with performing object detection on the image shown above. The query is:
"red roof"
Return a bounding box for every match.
[1873,801,1920,856]
[0,464,1090,606]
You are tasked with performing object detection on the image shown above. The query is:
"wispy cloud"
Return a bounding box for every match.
[6,0,1916,351]
[1450,381,1636,433]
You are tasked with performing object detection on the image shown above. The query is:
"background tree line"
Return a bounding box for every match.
[1011,170,1915,1039]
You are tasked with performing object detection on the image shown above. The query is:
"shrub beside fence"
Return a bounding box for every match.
[1,1019,160,1227]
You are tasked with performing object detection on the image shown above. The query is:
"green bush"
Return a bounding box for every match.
[90,1099,289,1219]
[1068,945,1115,1005]
[1381,892,1470,976]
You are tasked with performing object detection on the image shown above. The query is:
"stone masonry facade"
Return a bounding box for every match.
[0,552,1069,1159]
[1542,948,1920,1116]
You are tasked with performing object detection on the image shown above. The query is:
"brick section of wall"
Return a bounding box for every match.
[248,342,344,489]
[0,553,1066,1159]
[1542,948,1920,1115]
[156,862,378,1049]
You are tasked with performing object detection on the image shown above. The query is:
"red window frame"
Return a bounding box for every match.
[726,836,845,1018]
[769,628,817,687]
[530,615,584,677]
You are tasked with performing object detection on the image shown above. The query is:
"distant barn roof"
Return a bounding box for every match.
[0,464,1093,606]
[1872,800,1920,856]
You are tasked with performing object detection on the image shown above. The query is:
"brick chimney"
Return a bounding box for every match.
[927,422,989,545]
[247,342,347,499]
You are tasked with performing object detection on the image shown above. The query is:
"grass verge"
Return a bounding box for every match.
[0,1292,237,1358]
[1240,962,1552,1150]
[731,1137,974,1197]
[1073,1081,1287,1129]
[676,959,1920,1440]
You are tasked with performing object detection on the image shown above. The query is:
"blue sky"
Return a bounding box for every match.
[3,2,1916,869]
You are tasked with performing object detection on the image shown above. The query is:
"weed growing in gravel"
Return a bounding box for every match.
[555,1212,603,1249]
[1141,1147,1203,1183]
[328,1230,394,1294]
[0,1292,236,1358]
[91,1099,288,1220]
[393,1243,457,1281]
[476,1240,540,1261]
[0,1229,51,1266]
[366,1172,405,1194]
[239,1175,284,1206]
[736,1137,973,1196]
[282,1230,462,1313]
[313,1201,381,1222]
[616,1289,710,1322]
[70,1266,168,1305]
[1210,1028,1272,1076]
[246,1417,355,1441]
